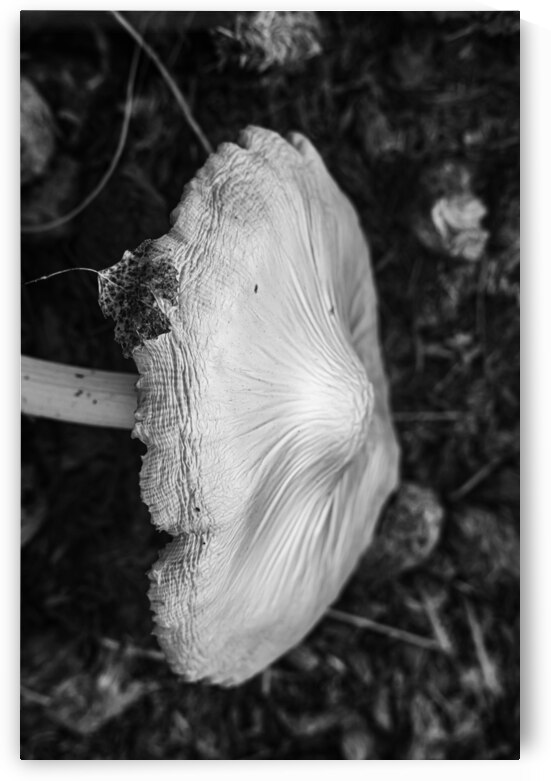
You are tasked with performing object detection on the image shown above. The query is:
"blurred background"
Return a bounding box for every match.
[21,11,519,759]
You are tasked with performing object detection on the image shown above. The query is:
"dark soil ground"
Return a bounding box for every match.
[20,11,519,760]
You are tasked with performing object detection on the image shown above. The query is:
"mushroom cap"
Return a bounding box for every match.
[99,126,400,685]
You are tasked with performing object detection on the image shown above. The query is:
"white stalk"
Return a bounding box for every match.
[21,355,138,429]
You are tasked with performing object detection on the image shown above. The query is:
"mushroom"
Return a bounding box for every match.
[23,126,400,685]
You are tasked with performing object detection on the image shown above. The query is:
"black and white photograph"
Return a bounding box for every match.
[20,8,520,761]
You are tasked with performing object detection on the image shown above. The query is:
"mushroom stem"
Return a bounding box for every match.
[21,355,137,429]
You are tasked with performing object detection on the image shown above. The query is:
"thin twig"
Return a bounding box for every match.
[393,411,462,422]
[418,588,454,655]
[21,44,141,234]
[24,266,166,322]
[25,267,107,286]
[443,24,477,42]
[464,599,502,697]
[21,685,52,707]
[111,11,213,156]
[25,267,133,301]
[448,456,503,502]
[100,637,166,662]
[477,254,489,380]
[328,609,446,653]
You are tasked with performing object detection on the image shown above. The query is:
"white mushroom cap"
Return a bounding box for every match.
[99,126,400,685]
